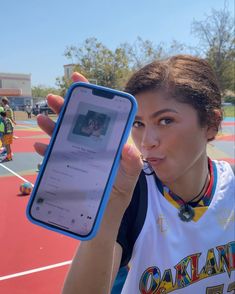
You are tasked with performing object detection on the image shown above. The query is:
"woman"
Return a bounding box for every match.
[35,55,235,293]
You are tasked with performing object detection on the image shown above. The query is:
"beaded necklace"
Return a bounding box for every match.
[156,158,215,222]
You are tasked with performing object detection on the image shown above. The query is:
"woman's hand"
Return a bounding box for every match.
[34,72,88,156]
[34,72,142,212]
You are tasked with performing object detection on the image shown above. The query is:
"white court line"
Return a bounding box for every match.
[0,164,34,187]
[0,260,72,281]
[0,152,71,282]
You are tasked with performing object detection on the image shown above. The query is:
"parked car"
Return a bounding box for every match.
[32,102,55,116]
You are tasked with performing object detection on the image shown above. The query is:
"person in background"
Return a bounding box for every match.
[0,107,6,153]
[0,109,14,161]
[25,104,32,119]
[1,96,16,125]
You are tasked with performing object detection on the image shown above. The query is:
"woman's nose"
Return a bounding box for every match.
[141,128,160,150]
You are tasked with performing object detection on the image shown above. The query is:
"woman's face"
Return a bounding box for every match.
[131,90,216,184]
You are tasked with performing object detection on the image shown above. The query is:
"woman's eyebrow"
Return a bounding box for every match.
[135,109,178,121]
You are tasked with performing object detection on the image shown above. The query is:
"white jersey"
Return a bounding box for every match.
[121,160,235,293]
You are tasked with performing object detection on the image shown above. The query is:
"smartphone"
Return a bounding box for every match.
[26,82,137,240]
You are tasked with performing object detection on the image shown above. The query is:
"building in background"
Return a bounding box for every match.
[63,64,97,84]
[0,72,32,110]
[63,64,75,80]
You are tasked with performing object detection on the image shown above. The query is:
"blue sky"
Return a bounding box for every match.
[1,0,234,87]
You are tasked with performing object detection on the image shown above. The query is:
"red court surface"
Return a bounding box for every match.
[11,129,49,153]
[1,267,71,294]
[0,176,77,275]
[219,158,235,165]
[222,122,235,126]
[11,137,49,153]
[216,134,235,141]
[0,125,79,294]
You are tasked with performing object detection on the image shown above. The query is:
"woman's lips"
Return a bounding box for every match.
[146,157,165,166]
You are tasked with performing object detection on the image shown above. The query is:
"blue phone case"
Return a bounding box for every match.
[26,82,137,240]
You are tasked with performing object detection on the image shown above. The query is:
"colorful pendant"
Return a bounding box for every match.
[178,204,195,222]
[143,160,154,175]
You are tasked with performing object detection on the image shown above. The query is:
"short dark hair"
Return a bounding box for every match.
[125,55,223,139]
[1,96,9,104]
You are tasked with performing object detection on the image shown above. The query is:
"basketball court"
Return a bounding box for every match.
[0,115,234,293]
[0,118,78,293]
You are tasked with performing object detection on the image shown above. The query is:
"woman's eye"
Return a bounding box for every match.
[133,121,144,128]
[159,118,173,125]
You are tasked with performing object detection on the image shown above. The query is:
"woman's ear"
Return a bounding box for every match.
[206,109,222,141]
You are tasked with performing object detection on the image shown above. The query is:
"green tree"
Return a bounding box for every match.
[63,37,131,89]
[123,36,165,70]
[59,37,188,93]
[191,2,235,93]
[61,37,168,91]
[55,76,71,97]
[32,85,60,98]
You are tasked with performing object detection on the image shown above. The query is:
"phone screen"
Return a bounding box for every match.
[29,85,133,237]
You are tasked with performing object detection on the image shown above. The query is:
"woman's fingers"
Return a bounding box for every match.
[111,144,143,205]
[71,72,89,83]
[34,72,89,157]
[34,142,48,156]
[121,144,143,177]
[47,94,64,115]
[34,115,54,156]
[46,73,88,115]
[37,114,55,137]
